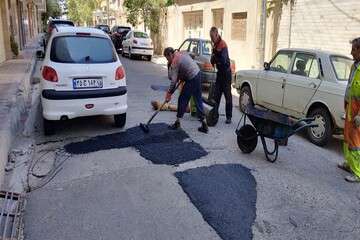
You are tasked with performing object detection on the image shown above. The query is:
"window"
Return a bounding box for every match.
[51,36,116,64]
[331,56,353,81]
[189,41,199,55]
[291,53,320,78]
[270,52,293,73]
[232,12,247,41]
[133,32,149,38]
[125,31,131,39]
[179,40,191,52]
[212,8,224,36]
[202,41,212,55]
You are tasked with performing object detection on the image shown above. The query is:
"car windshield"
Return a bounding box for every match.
[330,56,353,81]
[134,32,149,38]
[117,27,131,33]
[50,36,116,64]
[98,26,109,31]
[202,41,212,55]
[53,21,74,27]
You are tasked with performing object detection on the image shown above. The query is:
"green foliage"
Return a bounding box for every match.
[123,0,173,33]
[10,35,19,57]
[66,0,98,26]
[267,0,294,16]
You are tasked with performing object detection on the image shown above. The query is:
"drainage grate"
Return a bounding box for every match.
[0,191,23,240]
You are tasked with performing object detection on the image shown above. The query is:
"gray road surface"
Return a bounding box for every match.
[23,56,360,240]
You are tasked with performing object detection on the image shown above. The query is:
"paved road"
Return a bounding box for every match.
[23,56,360,240]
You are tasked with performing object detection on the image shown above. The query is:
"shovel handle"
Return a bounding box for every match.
[145,81,182,125]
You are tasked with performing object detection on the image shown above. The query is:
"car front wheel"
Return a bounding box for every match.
[114,113,126,128]
[239,85,254,112]
[307,107,333,146]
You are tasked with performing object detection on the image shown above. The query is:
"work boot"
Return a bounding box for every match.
[225,118,232,124]
[169,120,180,130]
[338,162,351,173]
[345,174,360,183]
[198,121,208,134]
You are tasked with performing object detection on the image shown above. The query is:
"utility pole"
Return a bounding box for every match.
[256,0,267,69]
[107,0,110,25]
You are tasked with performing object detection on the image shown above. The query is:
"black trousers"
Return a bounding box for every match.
[213,70,232,119]
[177,73,205,120]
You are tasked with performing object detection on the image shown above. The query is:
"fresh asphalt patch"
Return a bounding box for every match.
[64,123,208,165]
[175,164,257,240]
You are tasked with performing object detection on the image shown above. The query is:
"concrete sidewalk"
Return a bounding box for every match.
[0,38,39,187]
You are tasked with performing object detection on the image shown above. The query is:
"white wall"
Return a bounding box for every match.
[276,0,360,57]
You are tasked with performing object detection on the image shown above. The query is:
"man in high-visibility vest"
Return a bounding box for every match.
[339,37,360,182]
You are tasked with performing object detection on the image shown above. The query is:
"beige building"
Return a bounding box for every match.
[93,0,129,27]
[0,0,46,64]
[166,0,265,70]
[166,0,360,70]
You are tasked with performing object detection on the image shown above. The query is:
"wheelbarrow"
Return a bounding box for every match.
[235,105,318,162]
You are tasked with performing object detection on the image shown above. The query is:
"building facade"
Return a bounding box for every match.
[166,0,360,70]
[93,0,129,27]
[166,0,264,70]
[0,0,46,64]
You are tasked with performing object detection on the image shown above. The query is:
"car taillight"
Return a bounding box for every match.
[115,66,125,80]
[202,62,214,72]
[231,63,236,74]
[133,39,138,44]
[42,66,58,82]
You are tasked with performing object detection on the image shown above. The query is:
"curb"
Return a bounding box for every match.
[0,51,37,187]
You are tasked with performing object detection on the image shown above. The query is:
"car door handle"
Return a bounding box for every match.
[309,82,317,88]
[281,78,286,89]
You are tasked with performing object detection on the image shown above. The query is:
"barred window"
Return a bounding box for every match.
[232,12,247,41]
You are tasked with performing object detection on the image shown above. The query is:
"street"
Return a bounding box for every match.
[20,56,360,240]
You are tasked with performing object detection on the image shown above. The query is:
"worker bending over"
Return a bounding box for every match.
[164,47,208,133]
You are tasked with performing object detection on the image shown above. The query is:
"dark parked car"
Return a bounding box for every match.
[44,19,74,48]
[95,24,110,34]
[111,26,131,52]
[177,38,236,100]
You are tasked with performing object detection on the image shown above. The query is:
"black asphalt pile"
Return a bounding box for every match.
[175,164,257,240]
[64,123,208,165]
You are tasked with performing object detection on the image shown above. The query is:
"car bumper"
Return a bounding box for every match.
[42,86,127,100]
[131,47,153,56]
[41,87,127,120]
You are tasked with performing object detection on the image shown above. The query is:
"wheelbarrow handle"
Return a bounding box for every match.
[291,121,318,135]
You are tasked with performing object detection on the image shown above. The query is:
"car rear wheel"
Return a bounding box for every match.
[43,118,55,136]
[114,113,126,128]
[306,107,333,146]
[147,55,152,61]
[239,85,254,112]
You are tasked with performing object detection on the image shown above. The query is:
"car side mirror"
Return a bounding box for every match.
[36,50,45,59]
[264,62,270,70]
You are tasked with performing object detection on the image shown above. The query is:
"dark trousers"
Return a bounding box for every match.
[177,73,205,120]
[214,70,232,119]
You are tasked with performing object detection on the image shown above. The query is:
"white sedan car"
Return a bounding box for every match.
[235,48,353,146]
[122,30,153,61]
[38,27,127,135]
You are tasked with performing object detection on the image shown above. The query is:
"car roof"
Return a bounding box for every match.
[184,38,211,42]
[50,19,73,24]
[278,48,351,58]
[54,26,107,36]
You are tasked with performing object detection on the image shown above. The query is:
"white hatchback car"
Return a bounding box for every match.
[122,30,153,61]
[235,48,353,146]
[38,27,127,135]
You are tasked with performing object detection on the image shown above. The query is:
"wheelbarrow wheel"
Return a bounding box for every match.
[236,124,258,153]
[206,108,219,127]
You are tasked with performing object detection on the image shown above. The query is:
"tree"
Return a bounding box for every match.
[66,0,98,26]
[41,0,61,31]
[123,0,173,53]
